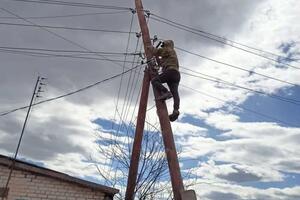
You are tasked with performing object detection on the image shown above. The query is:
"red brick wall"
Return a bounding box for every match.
[0,165,106,200]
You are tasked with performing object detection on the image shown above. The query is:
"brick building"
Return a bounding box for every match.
[0,155,118,200]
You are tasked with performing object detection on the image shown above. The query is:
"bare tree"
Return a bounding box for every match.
[94,119,172,199]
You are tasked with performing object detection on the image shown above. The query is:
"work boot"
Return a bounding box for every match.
[169,110,180,122]
[156,91,173,101]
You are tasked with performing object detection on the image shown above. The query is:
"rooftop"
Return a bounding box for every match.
[0,154,119,196]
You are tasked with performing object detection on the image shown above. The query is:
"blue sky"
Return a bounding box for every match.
[240,88,300,127]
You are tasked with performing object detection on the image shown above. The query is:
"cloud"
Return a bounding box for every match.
[172,121,208,137]
[1,0,300,199]
[216,166,262,183]
[204,191,242,200]
[185,178,300,200]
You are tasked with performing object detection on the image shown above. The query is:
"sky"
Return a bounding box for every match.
[0,0,300,199]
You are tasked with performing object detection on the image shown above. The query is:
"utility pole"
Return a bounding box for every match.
[2,76,44,200]
[125,0,185,199]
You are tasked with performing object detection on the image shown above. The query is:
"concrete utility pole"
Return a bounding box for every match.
[125,0,187,199]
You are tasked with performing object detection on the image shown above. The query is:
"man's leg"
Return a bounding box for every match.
[168,82,180,122]
[169,82,180,111]
[151,72,172,100]
[166,70,181,121]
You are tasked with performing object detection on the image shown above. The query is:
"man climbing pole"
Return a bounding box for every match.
[150,40,181,122]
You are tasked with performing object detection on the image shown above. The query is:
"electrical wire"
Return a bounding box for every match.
[119,39,143,159]
[10,0,133,11]
[0,7,129,68]
[127,16,150,126]
[176,47,299,87]
[0,8,147,121]
[120,17,151,143]
[123,39,143,125]
[152,13,300,64]
[106,16,150,185]
[181,84,298,127]
[127,40,146,128]
[111,13,135,137]
[150,13,291,61]
[150,14,300,69]
[0,11,129,19]
[116,14,134,134]
[180,69,300,105]
[0,64,144,117]
[118,43,141,135]
[0,49,141,63]
[0,22,137,34]
[108,12,136,184]
[0,46,141,55]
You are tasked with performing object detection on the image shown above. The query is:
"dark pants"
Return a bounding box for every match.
[151,69,181,110]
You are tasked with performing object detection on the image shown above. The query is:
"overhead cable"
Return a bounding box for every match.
[0,7,128,68]
[181,84,298,127]
[0,46,141,56]
[0,22,137,34]
[10,0,132,11]
[113,13,135,138]
[0,64,144,117]
[181,69,300,106]
[0,49,140,63]
[150,14,300,70]
[0,11,129,19]
[176,47,299,87]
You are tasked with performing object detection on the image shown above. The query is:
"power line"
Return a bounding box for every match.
[127,17,150,127]
[181,69,300,106]
[0,11,129,19]
[0,22,137,34]
[0,64,144,117]
[10,0,132,11]
[0,49,141,63]
[123,40,143,125]
[0,7,130,68]
[150,13,289,61]
[108,17,147,186]
[151,13,300,64]
[117,38,139,138]
[0,7,147,119]
[112,12,135,142]
[150,14,300,70]
[121,17,151,147]
[182,69,300,105]
[117,37,142,138]
[176,47,299,87]
[181,84,298,127]
[109,12,135,180]
[111,14,149,140]
[128,44,145,126]
[0,46,141,56]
